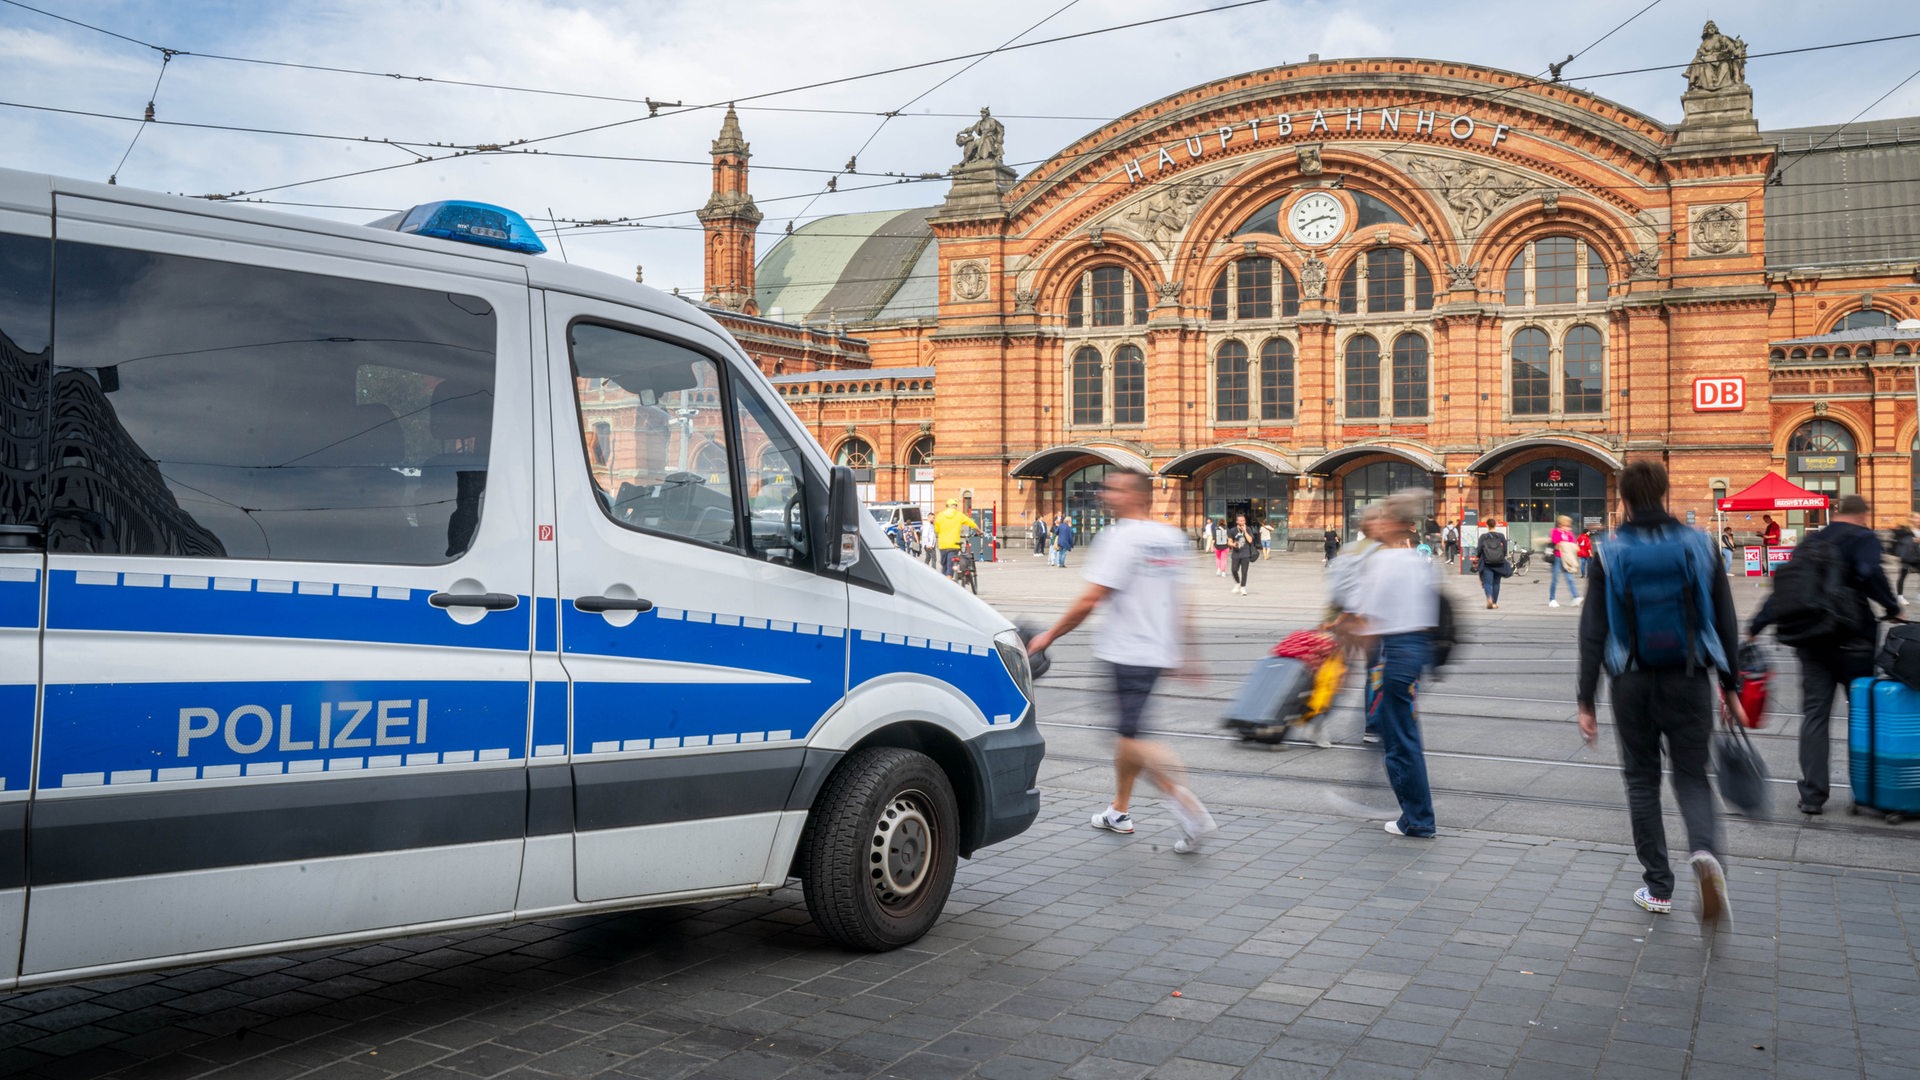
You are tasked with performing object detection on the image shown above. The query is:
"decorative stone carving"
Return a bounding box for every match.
[1688,203,1746,256]
[1300,256,1328,299]
[1541,191,1559,215]
[1402,154,1533,233]
[1446,262,1479,291]
[1813,399,1829,416]
[1013,287,1038,315]
[1124,174,1227,258]
[954,107,1005,169]
[1684,21,1747,93]
[950,259,990,302]
[1626,249,1661,278]
[1088,226,1105,248]
[1297,144,1323,175]
[1154,279,1183,303]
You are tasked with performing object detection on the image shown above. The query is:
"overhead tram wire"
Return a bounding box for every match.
[107,46,174,185]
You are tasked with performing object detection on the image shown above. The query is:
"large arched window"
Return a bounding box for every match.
[1788,420,1858,528]
[907,436,934,465]
[1065,266,1150,328]
[1071,346,1103,425]
[1563,325,1605,414]
[1344,334,1381,419]
[1259,339,1295,421]
[1337,249,1435,314]
[1215,340,1250,423]
[1209,257,1299,320]
[1505,237,1609,306]
[1511,328,1552,415]
[1788,420,1855,454]
[1837,309,1894,332]
[1112,344,1145,425]
[835,437,874,480]
[1391,333,1429,418]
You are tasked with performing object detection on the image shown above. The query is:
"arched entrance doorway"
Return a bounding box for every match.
[1063,463,1116,541]
[1342,461,1429,541]
[1502,458,1607,553]
[1204,463,1291,542]
[1787,419,1855,532]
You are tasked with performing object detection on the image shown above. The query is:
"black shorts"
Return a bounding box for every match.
[1109,662,1166,738]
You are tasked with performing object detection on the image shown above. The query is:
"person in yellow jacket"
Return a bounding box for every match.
[934,498,973,578]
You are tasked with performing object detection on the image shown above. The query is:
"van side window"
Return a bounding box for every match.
[0,232,53,531]
[48,241,498,563]
[735,386,813,568]
[569,323,737,549]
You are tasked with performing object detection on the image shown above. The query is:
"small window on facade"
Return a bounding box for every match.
[1112,345,1145,424]
[907,436,934,465]
[1836,309,1893,332]
[1067,288,1083,328]
[1564,325,1605,414]
[1368,249,1406,312]
[1897,344,1913,357]
[1238,258,1273,319]
[1391,333,1428,418]
[1133,275,1150,325]
[1511,327,1552,415]
[1344,335,1380,419]
[1811,348,1829,359]
[1215,340,1250,423]
[1071,346,1103,425]
[836,437,874,481]
[1209,274,1229,321]
[1259,338,1295,421]
[1090,267,1127,328]
[1587,247,1609,298]
[1338,249,1433,314]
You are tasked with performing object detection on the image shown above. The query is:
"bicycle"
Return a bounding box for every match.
[1509,546,1532,575]
[951,546,979,593]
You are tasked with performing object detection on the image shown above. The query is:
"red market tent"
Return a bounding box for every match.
[1715,472,1829,512]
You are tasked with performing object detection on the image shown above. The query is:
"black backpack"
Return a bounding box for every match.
[1479,532,1508,567]
[1770,536,1859,647]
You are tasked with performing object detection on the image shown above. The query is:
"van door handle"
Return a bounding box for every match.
[574,595,654,613]
[429,591,520,611]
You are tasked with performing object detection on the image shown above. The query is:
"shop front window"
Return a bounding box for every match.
[1501,458,1607,554]
[1204,462,1291,543]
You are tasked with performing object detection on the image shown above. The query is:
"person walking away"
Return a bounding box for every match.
[1476,523,1511,609]
[1229,514,1257,595]
[1054,514,1076,568]
[1026,469,1218,853]
[1576,527,1594,578]
[1893,513,1920,604]
[1260,520,1274,560]
[1334,491,1439,836]
[1548,515,1583,608]
[1211,518,1231,578]
[1031,516,1046,557]
[934,498,971,579]
[1442,520,1460,566]
[1748,493,1901,815]
[1577,461,1741,928]
[1323,527,1342,566]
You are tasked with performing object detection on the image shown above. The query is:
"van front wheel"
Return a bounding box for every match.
[800,747,958,950]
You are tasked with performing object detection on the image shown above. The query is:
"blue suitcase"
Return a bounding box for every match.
[1223,656,1313,744]
[1846,678,1920,822]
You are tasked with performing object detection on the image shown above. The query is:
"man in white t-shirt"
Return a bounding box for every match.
[1026,469,1218,853]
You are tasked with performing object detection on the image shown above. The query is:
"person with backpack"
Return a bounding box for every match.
[1576,461,1742,930]
[1476,524,1511,609]
[1748,493,1901,815]
[1892,512,1920,603]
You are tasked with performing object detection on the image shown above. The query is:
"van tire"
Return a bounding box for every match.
[800,747,958,951]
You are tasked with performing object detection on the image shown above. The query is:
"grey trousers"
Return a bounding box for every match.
[1793,645,1871,809]
[1610,668,1720,899]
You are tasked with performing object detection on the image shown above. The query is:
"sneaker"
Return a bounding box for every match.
[1362,731,1382,744]
[1548,599,1561,608]
[1690,851,1730,929]
[1383,820,1406,836]
[1168,788,1218,853]
[1573,596,1584,606]
[1307,720,1333,748]
[1633,887,1672,914]
[1903,596,1912,608]
[1798,801,1824,816]
[1091,807,1135,834]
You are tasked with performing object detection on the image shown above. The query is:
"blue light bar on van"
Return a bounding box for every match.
[393,201,547,255]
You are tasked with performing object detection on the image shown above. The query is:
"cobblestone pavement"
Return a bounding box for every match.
[4,551,1917,1078]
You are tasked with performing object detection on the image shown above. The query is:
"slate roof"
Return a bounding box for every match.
[1763,116,1920,270]
[754,206,938,324]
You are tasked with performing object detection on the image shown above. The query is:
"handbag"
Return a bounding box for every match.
[1556,539,1577,573]
[1713,705,1770,818]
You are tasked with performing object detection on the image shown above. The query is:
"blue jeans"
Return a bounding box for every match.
[1478,567,1502,603]
[1549,558,1579,601]
[1368,632,1435,835]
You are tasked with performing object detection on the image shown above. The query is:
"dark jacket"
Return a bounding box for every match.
[1577,510,1741,707]
[1749,519,1898,645]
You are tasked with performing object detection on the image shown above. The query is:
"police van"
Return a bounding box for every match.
[0,168,1043,989]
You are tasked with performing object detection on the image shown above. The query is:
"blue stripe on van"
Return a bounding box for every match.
[46,571,531,651]
[849,632,1028,727]
[535,596,559,653]
[532,680,567,759]
[40,679,529,788]
[0,684,30,793]
[0,571,37,628]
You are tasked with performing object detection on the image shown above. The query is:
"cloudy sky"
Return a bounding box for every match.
[3,1,1915,295]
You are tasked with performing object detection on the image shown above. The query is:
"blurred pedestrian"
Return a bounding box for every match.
[1576,527,1594,578]
[1229,513,1256,595]
[1260,520,1274,560]
[1476,522,1511,609]
[1052,513,1076,568]
[1027,469,1218,853]
[1720,526,1736,576]
[935,498,970,578]
[1893,512,1920,602]
[1442,520,1460,565]
[1328,505,1388,745]
[1211,518,1232,577]
[1549,514,1583,608]
[1323,527,1342,566]
[1578,461,1740,928]
[1335,491,1439,836]
[1031,516,1046,557]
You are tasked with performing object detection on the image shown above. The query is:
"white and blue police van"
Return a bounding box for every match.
[0,167,1042,989]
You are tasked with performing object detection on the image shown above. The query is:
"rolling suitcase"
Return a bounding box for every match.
[1845,677,1920,823]
[1223,656,1314,744]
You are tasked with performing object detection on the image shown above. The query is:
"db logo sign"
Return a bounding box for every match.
[1693,377,1744,412]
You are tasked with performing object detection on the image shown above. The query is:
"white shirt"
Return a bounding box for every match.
[1082,517,1190,669]
[1353,547,1439,635]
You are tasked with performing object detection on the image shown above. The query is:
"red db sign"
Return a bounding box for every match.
[1693,377,1744,412]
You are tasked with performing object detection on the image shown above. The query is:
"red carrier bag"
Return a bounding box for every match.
[1736,642,1768,729]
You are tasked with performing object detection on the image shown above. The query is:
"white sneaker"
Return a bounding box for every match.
[1548,599,1561,608]
[1574,596,1584,606]
[1091,807,1135,834]
[1168,788,1218,853]
[1903,596,1911,608]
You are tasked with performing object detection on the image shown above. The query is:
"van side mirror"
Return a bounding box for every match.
[826,465,863,572]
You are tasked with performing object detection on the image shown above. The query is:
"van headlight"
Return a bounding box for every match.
[994,629,1034,703]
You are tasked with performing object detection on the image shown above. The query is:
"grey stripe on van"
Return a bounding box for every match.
[572,747,824,831]
[0,803,23,889]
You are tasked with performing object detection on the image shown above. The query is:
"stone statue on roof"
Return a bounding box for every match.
[955,107,1006,169]
[1685,20,1747,93]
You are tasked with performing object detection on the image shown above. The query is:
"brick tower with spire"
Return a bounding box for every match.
[697,105,762,314]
